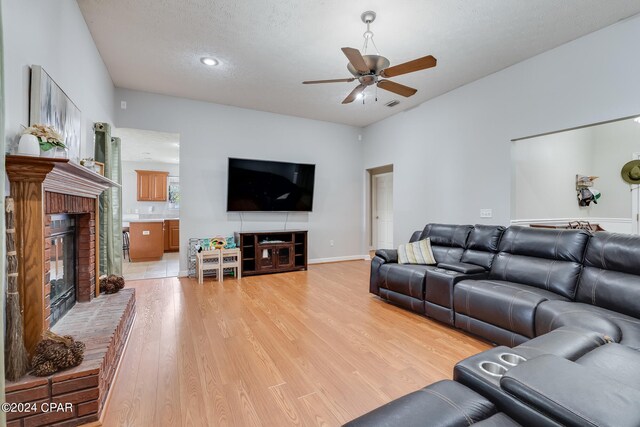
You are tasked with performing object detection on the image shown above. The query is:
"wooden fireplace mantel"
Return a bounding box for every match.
[6,155,120,354]
[6,155,120,197]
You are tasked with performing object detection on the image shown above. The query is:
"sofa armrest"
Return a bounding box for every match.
[437,262,486,274]
[375,249,398,263]
[500,354,640,427]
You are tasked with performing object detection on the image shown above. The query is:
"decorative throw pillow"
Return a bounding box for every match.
[398,238,436,265]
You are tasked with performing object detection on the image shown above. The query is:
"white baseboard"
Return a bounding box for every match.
[309,255,370,264]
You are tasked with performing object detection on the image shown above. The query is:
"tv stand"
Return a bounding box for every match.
[235,230,308,276]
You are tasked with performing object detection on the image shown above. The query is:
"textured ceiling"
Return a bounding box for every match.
[114,128,180,164]
[77,1,640,127]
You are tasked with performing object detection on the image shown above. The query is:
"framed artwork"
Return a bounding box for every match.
[30,65,82,162]
[95,161,105,176]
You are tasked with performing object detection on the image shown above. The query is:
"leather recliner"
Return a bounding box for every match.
[453,227,590,346]
[370,224,505,317]
[371,224,474,314]
[535,232,640,349]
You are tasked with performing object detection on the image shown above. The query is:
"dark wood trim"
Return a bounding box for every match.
[236,230,307,276]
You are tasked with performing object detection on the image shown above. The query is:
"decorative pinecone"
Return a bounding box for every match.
[31,332,85,377]
[100,274,125,294]
[33,360,57,377]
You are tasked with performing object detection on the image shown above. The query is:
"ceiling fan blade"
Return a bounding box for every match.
[380,55,437,78]
[377,80,417,97]
[342,84,366,104]
[341,47,369,74]
[302,78,356,84]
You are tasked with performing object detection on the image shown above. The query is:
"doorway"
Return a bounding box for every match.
[368,165,394,252]
[113,128,181,280]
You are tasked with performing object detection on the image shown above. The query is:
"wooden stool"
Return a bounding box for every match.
[220,248,241,281]
[196,249,221,284]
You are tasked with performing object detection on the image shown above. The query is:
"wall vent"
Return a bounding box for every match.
[385,100,400,107]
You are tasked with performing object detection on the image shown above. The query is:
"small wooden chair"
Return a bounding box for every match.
[196,249,221,284]
[220,248,241,281]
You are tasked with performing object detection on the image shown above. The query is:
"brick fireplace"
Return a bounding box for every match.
[6,155,135,426]
[6,156,109,353]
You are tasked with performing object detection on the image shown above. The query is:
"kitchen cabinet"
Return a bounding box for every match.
[136,170,169,201]
[129,221,164,261]
[163,219,180,252]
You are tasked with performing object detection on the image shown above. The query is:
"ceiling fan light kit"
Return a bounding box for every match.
[302,11,437,105]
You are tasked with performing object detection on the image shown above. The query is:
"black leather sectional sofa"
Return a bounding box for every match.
[349,224,640,426]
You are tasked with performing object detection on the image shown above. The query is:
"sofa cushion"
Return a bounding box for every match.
[490,253,583,300]
[489,227,589,300]
[398,239,436,265]
[514,326,608,361]
[577,343,640,391]
[378,263,435,299]
[420,223,473,247]
[461,225,506,270]
[576,232,640,318]
[535,300,640,349]
[420,224,473,264]
[409,230,422,243]
[343,380,497,427]
[497,226,590,262]
[454,280,568,338]
[375,249,398,263]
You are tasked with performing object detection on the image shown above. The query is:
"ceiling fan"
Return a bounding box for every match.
[303,11,437,104]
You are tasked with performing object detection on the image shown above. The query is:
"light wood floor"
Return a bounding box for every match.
[102,261,491,427]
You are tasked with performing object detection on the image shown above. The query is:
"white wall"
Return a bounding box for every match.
[363,14,640,244]
[114,89,365,273]
[512,117,640,224]
[122,161,179,216]
[512,127,595,219]
[591,119,640,218]
[2,0,114,157]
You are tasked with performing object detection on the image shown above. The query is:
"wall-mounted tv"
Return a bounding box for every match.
[226,158,316,212]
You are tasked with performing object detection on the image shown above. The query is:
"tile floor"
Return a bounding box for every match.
[122,252,180,280]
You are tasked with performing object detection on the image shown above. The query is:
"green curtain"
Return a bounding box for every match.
[94,123,123,276]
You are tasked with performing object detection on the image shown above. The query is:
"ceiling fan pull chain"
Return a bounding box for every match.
[375,85,378,102]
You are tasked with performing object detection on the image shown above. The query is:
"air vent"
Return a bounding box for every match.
[385,100,400,107]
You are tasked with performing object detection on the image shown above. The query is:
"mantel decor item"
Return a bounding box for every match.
[30,65,81,162]
[17,133,40,156]
[621,160,640,184]
[22,123,67,158]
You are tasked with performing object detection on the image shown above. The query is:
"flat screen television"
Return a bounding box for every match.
[226,158,316,212]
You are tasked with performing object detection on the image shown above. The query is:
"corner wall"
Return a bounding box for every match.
[363,14,640,244]
[2,0,115,158]
[114,89,365,273]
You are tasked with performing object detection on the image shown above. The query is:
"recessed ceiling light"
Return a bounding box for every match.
[356,93,364,100]
[634,117,640,124]
[200,57,218,66]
